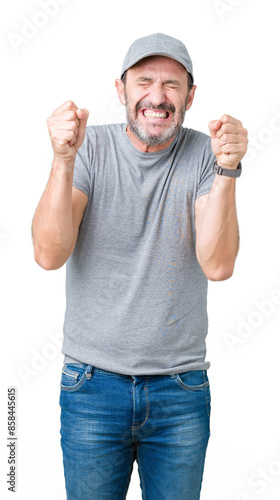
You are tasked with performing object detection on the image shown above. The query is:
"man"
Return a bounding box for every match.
[32,33,248,500]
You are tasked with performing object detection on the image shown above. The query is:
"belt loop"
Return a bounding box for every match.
[85,365,94,379]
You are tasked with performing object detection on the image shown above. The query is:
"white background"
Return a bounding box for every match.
[1,0,280,498]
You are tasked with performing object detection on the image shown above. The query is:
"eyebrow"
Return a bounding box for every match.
[136,76,180,85]
[164,79,180,85]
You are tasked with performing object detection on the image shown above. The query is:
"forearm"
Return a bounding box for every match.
[196,175,239,281]
[32,158,75,270]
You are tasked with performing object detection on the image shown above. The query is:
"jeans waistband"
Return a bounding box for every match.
[65,363,205,381]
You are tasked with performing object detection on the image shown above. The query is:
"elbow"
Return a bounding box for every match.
[205,266,234,282]
[197,247,237,282]
[34,247,66,271]
[198,258,235,281]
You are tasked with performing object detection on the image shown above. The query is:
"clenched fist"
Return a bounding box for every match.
[208,114,248,169]
[47,100,89,162]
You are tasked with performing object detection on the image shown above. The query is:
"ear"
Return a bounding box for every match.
[115,79,126,106]
[186,85,197,111]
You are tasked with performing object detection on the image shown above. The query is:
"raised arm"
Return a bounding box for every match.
[32,100,89,270]
[195,115,248,281]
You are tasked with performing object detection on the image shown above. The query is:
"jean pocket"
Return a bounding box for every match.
[60,363,92,392]
[174,370,209,391]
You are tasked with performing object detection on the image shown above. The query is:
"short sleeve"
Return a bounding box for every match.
[196,136,216,200]
[72,128,95,198]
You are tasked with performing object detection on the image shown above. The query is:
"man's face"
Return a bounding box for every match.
[116,56,196,148]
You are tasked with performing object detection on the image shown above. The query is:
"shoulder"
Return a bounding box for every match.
[79,124,125,165]
[178,127,214,160]
[84,123,124,142]
[180,127,211,146]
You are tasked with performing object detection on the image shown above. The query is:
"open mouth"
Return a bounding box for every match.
[142,109,170,119]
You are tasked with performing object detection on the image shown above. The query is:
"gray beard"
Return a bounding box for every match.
[126,112,180,146]
[125,100,187,147]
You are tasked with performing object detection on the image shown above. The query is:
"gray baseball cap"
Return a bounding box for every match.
[121,33,194,83]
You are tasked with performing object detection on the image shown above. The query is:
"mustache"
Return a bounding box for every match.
[135,101,175,114]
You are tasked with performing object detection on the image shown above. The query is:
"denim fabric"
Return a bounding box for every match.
[59,363,211,500]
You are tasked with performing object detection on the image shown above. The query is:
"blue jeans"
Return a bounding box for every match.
[59,363,211,500]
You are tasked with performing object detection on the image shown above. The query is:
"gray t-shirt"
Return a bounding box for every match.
[62,123,216,375]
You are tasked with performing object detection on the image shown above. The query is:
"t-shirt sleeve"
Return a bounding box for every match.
[196,135,216,199]
[72,128,94,198]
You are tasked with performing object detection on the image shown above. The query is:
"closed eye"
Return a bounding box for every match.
[136,77,153,85]
[138,82,152,87]
[164,80,180,89]
[135,77,180,90]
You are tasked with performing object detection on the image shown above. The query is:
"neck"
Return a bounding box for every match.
[126,125,175,153]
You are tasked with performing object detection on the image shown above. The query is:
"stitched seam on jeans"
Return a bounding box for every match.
[132,380,136,436]
[62,368,79,379]
[137,448,147,500]
[203,371,211,418]
[60,374,87,392]
[175,374,209,391]
[132,380,150,430]
[206,401,211,418]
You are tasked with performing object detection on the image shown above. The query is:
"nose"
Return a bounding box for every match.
[148,83,166,106]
